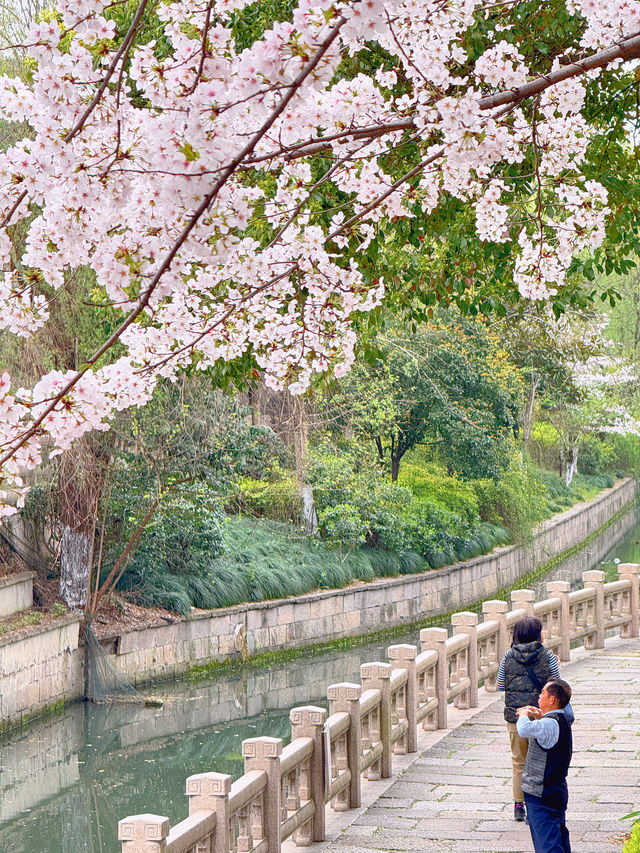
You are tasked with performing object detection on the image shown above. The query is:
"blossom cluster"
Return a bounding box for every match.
[566,0,640,48]
[0,0,634,505]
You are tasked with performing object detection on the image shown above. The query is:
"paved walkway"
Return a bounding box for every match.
[320,636,640,853]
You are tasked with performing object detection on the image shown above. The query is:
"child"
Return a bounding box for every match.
[496,616,560,822]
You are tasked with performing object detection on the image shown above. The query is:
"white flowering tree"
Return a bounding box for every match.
[2,0,640,603]
[521,313,640,485]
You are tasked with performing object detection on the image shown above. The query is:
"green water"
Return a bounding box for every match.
[598,524,640,581]
[1,517,637,852]
[0,642,391,853]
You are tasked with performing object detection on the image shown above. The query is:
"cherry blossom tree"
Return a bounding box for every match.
[2,0,640,605]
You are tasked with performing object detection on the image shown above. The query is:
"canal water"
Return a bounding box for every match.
[1,520,638,852]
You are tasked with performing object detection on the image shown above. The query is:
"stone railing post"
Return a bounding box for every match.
[619,563,640,638]
[242,737,283,853]
[118,815,170,852]
[420,627,448,729]
[327,682,362,809]
[388,644,418,753]
[510,589,535,619]
[583,570,605,650]
[482,600,508,690]
[361,662,393,778]
[186,772,231,853]
[546,581,571,662]
[451,612,478,709]
[290,706,327,844]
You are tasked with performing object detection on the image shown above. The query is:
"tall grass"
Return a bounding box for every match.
[120,515,513,614]
[122,518,428,614]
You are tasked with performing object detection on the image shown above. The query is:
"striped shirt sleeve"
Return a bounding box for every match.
[496,655,507,691]
[547,650,560,679]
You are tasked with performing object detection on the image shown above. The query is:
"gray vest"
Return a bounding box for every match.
[521,710,572,809]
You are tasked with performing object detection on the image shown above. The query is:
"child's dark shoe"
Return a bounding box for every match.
[514,802,526,822]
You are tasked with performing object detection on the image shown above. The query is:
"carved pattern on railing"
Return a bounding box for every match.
[119,564,640,852]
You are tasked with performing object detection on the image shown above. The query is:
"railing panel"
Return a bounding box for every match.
[603,579,632,632]
[166,811,217,853]
[534,597,563,654]
[445,633,471,710]
[326,711,351,804]
[477,619,500,689]
[280,740,313,846]
[567,587,597,642]
[389,667,409,754]
[415,648,438,730]
[359,690,382,780]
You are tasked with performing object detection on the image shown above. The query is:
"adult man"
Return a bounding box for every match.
[516,679,573,853]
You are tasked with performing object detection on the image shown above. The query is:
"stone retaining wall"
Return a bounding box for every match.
[111,477,637,686]
[0,571,35,618]
[0,615,83,725]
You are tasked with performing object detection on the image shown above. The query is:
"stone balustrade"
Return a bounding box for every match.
[118,563,640,853]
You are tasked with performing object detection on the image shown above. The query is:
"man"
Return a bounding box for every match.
[516,679,573,853]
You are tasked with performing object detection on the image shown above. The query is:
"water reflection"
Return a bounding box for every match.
[1,517,637,852]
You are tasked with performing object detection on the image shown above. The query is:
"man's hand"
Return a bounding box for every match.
[516,705,542,720]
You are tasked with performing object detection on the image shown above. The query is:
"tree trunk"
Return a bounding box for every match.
[391,454,400,483]
[56,437,107,611]
[564,445,579,487]
[59,526,92,611]
[291,395,318,533]
[522,372,540,444]
[301,483,318,534]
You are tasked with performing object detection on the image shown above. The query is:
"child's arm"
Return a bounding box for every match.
[496,654,507,691]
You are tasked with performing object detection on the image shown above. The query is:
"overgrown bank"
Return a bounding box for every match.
[116,463,617,615]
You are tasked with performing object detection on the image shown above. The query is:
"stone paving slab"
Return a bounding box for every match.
[309,636,640,853]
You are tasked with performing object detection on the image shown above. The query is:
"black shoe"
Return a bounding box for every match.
[514,803,526,822]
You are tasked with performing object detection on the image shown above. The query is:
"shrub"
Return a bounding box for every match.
[529,422,562,473]
[623,821,640,853]
[398,463,480,523]
[473,454,548,542]
[117,486,226,613]
[308,451,365,510]
[577,434,616,476]
[309,451,413,552]
[317,503,369,549]
[234,475,302,523]
[607,434,640,477]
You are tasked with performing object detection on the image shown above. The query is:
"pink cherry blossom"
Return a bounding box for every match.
[0,0,636,507]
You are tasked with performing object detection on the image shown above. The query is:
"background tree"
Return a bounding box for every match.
[323,312,523,481]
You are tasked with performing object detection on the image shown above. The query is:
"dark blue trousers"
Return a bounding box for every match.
[524,794,571,853]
